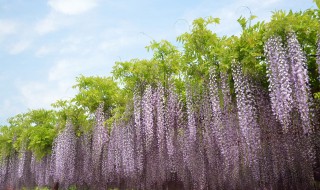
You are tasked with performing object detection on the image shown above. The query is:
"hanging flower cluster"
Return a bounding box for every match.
[264,36,293,132]
[287,33,311,134]
[52,120,77,188]
[265,33,312,134]
[317,37,320,80]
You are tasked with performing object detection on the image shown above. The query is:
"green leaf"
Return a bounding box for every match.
[237,16,247,30]
[207,16,220,24]
[249,15,257,21]
[314,0,320,9]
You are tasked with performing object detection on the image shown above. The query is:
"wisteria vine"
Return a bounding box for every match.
[0,33,319,190]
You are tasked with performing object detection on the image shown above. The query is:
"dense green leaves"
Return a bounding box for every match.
[73,75,124,116]
[0,125,15,158]
[0,109,57,160]
[177,17,220,81]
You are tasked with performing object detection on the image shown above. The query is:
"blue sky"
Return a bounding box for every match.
[0,0,316,124]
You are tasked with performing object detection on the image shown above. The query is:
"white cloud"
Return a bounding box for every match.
[34,0,100,35]
[35,45,53,57]
[20,82,51,108]
[59,36,95,54]
[48,59,82,81]
[98,35,140,53]
[35,0,98,35]
[48,0,97,15]
[35,12,67,35]
[14,60,100,113]
[9,40,31,54]
[0,20,17,38]
[35,23,144,57]
[97,22,146,53]
[181,0,283,36]
[19,80,75,109]
[48,58,109,81]
[0,99,22,123]
[0,100,19,115]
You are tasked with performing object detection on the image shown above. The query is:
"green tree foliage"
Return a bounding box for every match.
[177,17,221,81]
[0,109,57,159]
[113,59,159,92]
[0,125,16,158]
[146,40,182,88]
[21,109,56,159]
[73,75,125,117]
[51,99,93,135]
[1,5,320,163]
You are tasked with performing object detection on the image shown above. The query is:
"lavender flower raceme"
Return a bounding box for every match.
[317,37,320,80]
[142,85,154,151]
[287,32,311,134]
[232,62,261,181]
[264,36,293,132]
[52,120,77,188]
[92,103,109,183]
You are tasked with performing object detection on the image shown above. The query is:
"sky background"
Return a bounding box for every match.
[0,0,316,124]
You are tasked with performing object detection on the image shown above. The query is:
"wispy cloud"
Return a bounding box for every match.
[9,40,31,54]
[35,45,53,57]
[0,99,22,122]
[48,59,84,81]
[48,57,113,80]
[35,12,69,35]
[98,22,144,53]
[35,0,98,35]
[48,0,97,15]
[18,80,75,109]
[34,21,146,58]
[24,58,109,109]
[181,0,283,36]
[0,20,17,39]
